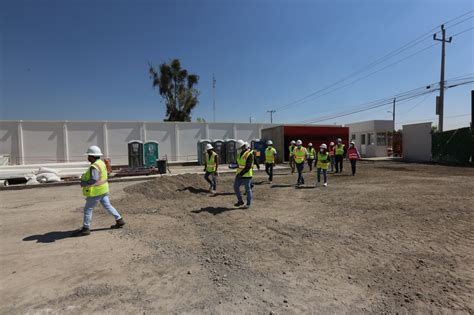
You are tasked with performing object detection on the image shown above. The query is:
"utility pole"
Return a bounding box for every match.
[392,97,396,134]
[433,24,452,132]
[267,110,276,124]
[212,74,216,122]
[249,116,252,124]
[471,90,474,163]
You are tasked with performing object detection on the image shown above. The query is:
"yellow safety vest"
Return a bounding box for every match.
[307,147,315,159]
[206,151,217,172]
[265,147,276,164]
[237,150,253,177]
[293,147,307,164]
[316,152,330,170]
[289,145,295,156]
[81,159,109,197]
[335,144,345,155]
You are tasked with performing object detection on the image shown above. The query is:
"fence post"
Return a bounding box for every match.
[18,120,25,165]
[63,121,69,163]
[103,121,109,158]
[174,123,179,162]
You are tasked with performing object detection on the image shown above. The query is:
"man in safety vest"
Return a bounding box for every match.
[328,141,336,172]
[203,143,218,193]
[74,145,125,237]
[315,143,330,187]
[234,140,254,208]
[289,140,296,174]
[292,140,308,186]
[307,143,315,172]
[334,138,346,173]
[264,140,277,183]
[347,141,361,176]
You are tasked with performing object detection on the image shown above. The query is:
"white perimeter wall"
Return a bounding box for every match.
[402,122,432,162]
[0,121,273,165]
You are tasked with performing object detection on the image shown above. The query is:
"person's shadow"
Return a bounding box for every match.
[191,207,238,215]
[22,228,111,243]
[177,186,209,194]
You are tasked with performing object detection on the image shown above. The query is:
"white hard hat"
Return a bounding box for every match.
[329,142,335,146]
[320,143,327,149]
[337,138,342,142]
[236,140,246,149]
[296,140,302,145]
[350,141,355,145]
[267,140,273,145]
[290,140,296,145]
[205,143,213,150]
[244,141,250,148]
[308,143,313,146]
[85,145,103,156]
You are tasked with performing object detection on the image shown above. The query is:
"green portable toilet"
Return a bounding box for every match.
[144,141,159,168]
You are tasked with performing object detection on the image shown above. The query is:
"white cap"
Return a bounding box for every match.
[296,140,302,145]
[290,140,296,145]
[236,140,246,149]
[85,145,103,156]
[308,143,313,146]
[329,142,335,146]
[205,143,213,150]
[267,140,273,145]
[337,138,342,142]
[320,143,327,149]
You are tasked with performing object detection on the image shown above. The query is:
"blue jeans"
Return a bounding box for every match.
[204,172,217,190]
[234,176,252,205]
[317,168,327,183]
[83,194,121,228]
[296,162,305,184]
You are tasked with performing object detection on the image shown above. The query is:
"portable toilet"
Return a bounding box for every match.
[144,141,159,168]
[251,139,266,164]
[212,139,226,164]
[225,139,237,165]
[197,139,212,165]
[128,140,144,168]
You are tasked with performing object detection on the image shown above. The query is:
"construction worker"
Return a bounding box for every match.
[293,140,307,186]
[289,140,296,174]
[347,141,361,176]
[334,138,346,173]
[234,140,254,208]
[264,140,277,183]
[203,143,218,193]
[315,143,330,187]
[328,141,336,172]
[307,143,315,172]
[74,145,125,237]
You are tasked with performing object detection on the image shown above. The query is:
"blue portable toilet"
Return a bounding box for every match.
[251,139,266,164]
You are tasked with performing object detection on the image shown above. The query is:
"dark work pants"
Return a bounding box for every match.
[307,159,314,172]
[296,162,305,185]
[335,155,344,173]
[350,159,357,176]
[265,163,274,181]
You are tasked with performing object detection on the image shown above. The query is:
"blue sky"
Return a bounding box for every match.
[1,0,473,130]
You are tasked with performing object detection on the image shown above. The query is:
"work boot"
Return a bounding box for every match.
[234,201,244,207]
[111,218,125,229]
[73,227,90,237]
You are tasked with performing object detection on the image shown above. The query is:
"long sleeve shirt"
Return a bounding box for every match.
[80,167,100,187]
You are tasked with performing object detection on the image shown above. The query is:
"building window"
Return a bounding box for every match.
[361,134,366,145]
[367,133,373,145]
[377,133,387,146]
[351,134,356,141]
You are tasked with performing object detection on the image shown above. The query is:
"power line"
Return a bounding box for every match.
[452,26,474,37]
[270,10,474,113]
[300,78,474,124]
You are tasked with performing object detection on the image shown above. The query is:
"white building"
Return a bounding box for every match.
[345,120,393,157]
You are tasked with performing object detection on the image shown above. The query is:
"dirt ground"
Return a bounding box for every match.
[1,161,473,314]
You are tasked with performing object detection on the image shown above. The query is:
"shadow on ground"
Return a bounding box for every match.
[177,186,209,194]
[191,207,239,215]
[22,228,112,243]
